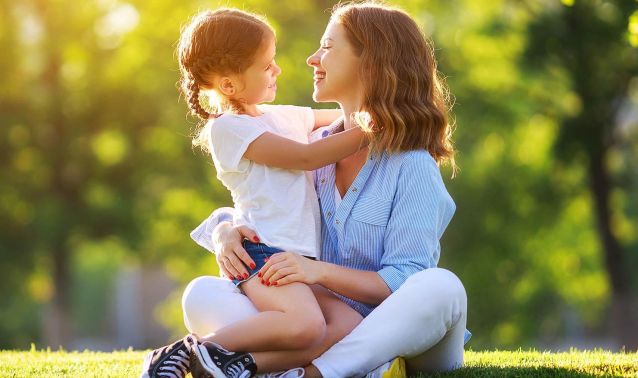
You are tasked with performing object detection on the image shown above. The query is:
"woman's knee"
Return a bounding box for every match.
[181,276,254,335]
[182,276,237,314]
[403,268,467,327]
[406,268,466,304]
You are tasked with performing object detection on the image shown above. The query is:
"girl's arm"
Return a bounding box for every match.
[243,127,367,171]
[312,109,342,130]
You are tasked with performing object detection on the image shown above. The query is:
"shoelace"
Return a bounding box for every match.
[227,360,251,378]
[158,349,190,378]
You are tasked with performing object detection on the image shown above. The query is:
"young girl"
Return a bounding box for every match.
[141,8,366,378]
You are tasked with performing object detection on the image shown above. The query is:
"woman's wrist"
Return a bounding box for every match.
[313,260,331,286]
[212,220,234,251]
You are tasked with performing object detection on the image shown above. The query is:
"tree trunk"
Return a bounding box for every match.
[37,0,74,349]
[589,151,638,350]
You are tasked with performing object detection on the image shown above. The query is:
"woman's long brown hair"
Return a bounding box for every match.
[332,2,457,175]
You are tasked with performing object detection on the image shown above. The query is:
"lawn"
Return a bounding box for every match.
[0,348,636,377]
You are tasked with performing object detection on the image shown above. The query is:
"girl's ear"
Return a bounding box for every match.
[218,77,236,96]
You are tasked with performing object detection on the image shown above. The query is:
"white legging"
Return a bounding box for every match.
[182,268,467,378]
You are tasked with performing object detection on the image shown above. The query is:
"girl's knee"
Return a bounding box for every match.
[286,312,327,349]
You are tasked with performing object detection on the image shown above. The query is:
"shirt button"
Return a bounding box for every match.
[320,178,326,184]
[327,211,332,217]
[352,187,358,192]
[335,219,340,224]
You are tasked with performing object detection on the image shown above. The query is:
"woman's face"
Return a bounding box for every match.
[306,21,362,105]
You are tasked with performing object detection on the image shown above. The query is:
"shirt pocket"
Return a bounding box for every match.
[350,195,392,226]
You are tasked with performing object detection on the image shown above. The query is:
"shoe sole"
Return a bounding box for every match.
[139,351,153,378]
[192,343,228,378]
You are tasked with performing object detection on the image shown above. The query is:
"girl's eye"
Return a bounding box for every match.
[321,45,331,50]
[266,64,271,70]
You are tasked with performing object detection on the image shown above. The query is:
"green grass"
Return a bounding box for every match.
[427,350,638,377]
[0,349,636,377]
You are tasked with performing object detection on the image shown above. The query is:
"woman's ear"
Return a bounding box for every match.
[218,77,236,96]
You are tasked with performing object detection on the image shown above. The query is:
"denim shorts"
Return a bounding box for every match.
[230,241,283,286]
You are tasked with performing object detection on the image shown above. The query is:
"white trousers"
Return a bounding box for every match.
[182,268,467,378]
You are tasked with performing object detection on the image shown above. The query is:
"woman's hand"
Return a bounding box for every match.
[258,252,322,286]
[213,221,259,280]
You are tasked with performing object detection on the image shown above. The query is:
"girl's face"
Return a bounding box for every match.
[306,22,362,105]
[234,35,281,106]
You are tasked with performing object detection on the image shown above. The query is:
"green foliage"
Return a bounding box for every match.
[521,0,638,347]
[0,0,636,350]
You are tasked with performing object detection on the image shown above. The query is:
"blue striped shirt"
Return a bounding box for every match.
[191,124,470,342]
[314,148,455,316]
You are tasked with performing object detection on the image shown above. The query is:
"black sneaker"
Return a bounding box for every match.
[190,341,257,378]
[140,334,196,378]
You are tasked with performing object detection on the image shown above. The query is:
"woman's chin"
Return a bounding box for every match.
[312,90,330,103]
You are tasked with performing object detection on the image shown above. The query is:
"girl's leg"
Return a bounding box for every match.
[181,276,259,335]
[139,276,254,378]
[311,268,467,378]
[200,276,327,352]
[249,285,363,373]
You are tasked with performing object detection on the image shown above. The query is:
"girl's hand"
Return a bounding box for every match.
[214,221,259,280]
[258,252,321,286]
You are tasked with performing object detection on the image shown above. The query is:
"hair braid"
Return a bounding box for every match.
[186,77,210,120]
[177,8,274,151]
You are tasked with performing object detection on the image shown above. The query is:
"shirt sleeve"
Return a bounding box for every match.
[299,106,315,134]
[190,207,237,254]
[260,104,314,136]
[209,117,267,172]
[377,153,453,292]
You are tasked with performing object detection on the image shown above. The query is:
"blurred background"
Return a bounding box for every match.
[1,0,637,352]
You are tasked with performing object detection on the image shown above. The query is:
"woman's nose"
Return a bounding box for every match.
[307,49,320,67]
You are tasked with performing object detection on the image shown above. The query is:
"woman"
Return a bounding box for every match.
[185,3,469,377]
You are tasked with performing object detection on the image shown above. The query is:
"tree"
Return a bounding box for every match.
[525,0,638,349]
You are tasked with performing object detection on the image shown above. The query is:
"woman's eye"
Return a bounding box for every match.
[321,45,331,50]
[266,64,271,70]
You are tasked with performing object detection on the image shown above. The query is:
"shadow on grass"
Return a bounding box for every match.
[418,367,612,377]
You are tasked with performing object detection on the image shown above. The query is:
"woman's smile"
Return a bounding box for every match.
[314,70,326,84]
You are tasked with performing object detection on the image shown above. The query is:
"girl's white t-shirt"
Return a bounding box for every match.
[207,105,320,258]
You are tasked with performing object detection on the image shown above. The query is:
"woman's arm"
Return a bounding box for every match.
[243,127,366,171]
[312,109,342,130]
[260,154,449,303]
[190,207,236,253]
[191,208,261,280]
[258,253,392,305]
[315,262,392,304]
